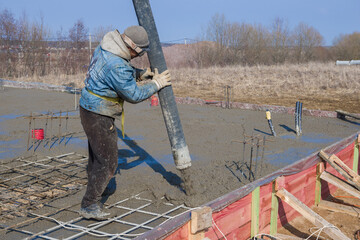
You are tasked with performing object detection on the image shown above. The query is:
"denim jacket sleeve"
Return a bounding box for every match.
[106,63,158,104]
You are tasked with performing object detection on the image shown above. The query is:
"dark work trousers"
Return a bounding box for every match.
[80,107,118,208]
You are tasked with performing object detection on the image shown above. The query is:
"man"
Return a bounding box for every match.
[79,26,171,220]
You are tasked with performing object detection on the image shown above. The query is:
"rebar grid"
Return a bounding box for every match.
[2,192,192,240]
[1,153,192,239]
[0,153,88,220]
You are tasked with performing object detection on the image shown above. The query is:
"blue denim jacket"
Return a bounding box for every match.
[79,45,158,118]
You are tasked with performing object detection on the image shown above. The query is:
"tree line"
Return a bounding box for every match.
[0,9,359,80]
[192,14,360,67]
[0,9,113,79]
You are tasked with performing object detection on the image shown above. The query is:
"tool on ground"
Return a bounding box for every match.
[133,0,191,170]
[295,101,303,136]
[266,110,276,137]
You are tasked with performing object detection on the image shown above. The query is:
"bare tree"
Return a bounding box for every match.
[0,9,17,77]
[67,19,89,74]
[92,25,114,42]
[292,22,324,62]
[0,9,17,42]
[270,17,291,64]
[205,13,228,65]
[332,32,360,60]
[69,19,88,49]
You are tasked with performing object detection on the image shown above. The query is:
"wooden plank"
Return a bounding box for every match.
[354,135,359,173]
[270,180,279,235]
[320,171,360,199]
[319,150,360,190]
[336,110,360,120]
[276,188,350,240]
[318,200,360,217]
[251,186,260,238]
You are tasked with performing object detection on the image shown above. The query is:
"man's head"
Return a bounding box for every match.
[122,26,149,58]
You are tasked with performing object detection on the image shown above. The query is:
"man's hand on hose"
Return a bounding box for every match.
[151,68,171,90]
[139,68,154,81]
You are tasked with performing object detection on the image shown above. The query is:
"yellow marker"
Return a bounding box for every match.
[266,110,271,120]
[266,110,276,137]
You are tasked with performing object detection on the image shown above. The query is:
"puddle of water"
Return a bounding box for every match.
[0,113,23,122]
[266,147,318,166]
[0,139,21,159]
[67,137,87,148]
[40,111,79,117]
[280,133,341,144]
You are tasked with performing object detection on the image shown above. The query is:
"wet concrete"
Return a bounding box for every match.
[1,87,359,208]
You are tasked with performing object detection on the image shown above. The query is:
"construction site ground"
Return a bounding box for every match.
[1,87,359,239]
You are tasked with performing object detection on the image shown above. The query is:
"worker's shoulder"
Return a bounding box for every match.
[108,58,132,72]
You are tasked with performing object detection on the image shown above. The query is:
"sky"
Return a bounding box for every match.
[0,0,359,46]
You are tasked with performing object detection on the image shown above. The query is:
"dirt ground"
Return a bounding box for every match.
[1,86,359,239]
[278,188,360,239]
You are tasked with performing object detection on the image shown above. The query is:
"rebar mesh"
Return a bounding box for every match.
[0,153,192,239]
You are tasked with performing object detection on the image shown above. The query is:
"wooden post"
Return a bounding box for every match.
[251,186,260,238]
[315,162,324,205]
[270,180,279,235]
[276,188,350,240]
[353,135,359,173]
[336,110,360,120]
[189,206,212,240]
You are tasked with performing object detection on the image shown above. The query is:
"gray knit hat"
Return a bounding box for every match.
[123,26,149,48]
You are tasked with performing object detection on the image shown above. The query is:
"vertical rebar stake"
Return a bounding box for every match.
[254,136,260,180]
[58,111,62,139]
[299,102,303,134]
[260,135,266,177]
[45,110,49,142]
[295,101,300,136]
[32,117,36,154]
[27,113,32,151]
[227,86,231,109]
[249,133,254,180]
[49,112,53,149]
[242,133,246,163]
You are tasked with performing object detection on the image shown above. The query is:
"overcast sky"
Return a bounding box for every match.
[0,0,359,45]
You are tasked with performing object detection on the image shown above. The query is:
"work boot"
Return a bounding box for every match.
[79,203,110,220]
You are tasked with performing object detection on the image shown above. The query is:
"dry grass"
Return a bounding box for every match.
[171,62,360,113]
[10,73,86,89]
[7,62,360,113]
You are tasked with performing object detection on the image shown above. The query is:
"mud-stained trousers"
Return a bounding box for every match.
[79,107,118,208]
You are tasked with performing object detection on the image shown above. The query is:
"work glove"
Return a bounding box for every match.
[151,68,172,90]
[139,68,154,81]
